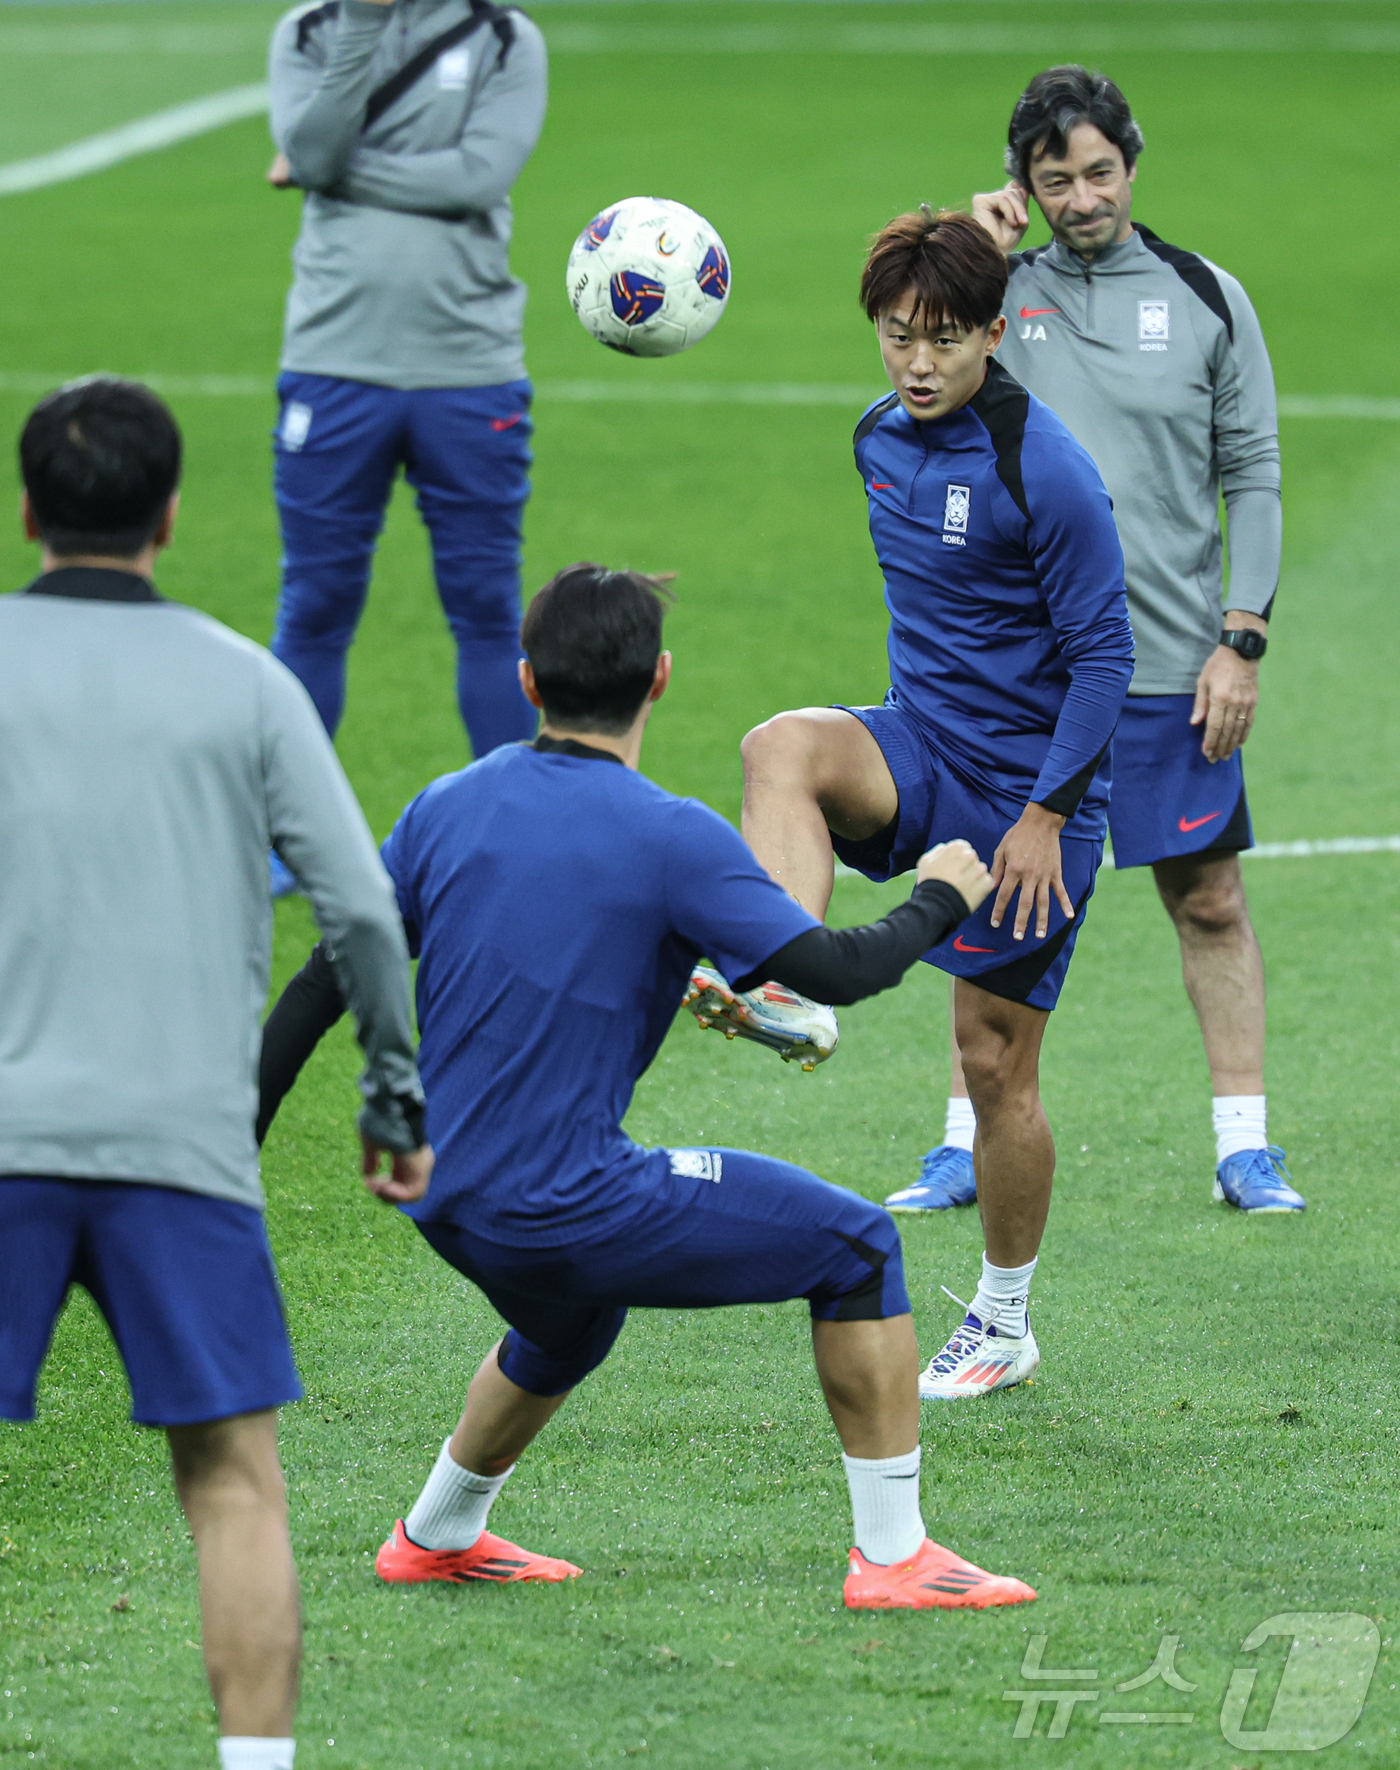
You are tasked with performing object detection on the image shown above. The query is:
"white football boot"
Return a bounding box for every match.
[683,965,838,1071]
[918,1289,1040,1401]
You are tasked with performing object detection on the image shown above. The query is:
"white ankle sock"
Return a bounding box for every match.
[943,1095,977,1154]
[842,1447,925,1566]
[1213,1095,1267,1164]
[218,1741,295,1770]
[970,1254,1037,1339]
[404,1439,514,1551]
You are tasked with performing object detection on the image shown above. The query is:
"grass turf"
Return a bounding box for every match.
[2,4,1400,1765]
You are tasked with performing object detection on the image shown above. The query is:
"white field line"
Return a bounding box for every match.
[0,374,1397,422]
[3,19,1399,56]
[0,84,268,196]
[837,836,1400,882]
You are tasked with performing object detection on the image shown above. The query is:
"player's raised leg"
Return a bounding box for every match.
[682,708,900,1066]
[739,707,899,918]
[168,1412,301,1753]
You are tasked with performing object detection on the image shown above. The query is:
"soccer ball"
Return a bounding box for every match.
[565,196,731,358]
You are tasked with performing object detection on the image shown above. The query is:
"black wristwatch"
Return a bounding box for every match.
[1220,628,1267,662]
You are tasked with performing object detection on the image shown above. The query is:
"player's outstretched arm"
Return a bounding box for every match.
[734,842,992,1006]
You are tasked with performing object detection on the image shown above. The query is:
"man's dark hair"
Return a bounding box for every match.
[1005,66,1144,188]
[19,376,182,559]
[860,208,1008,332]
[521,563,672,734]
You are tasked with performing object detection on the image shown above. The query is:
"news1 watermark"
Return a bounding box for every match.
[1003,1615,1383,1750]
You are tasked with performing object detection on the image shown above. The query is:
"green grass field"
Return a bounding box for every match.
[3,3,1400,1765]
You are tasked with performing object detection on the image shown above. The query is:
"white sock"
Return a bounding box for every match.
[942,1095,977,1153]
[218,1741,295,1770]
[969,1253,1037,1339]
[1213,1094,1267,1164]
[842,1447,925,1566]
[404,1439,514,1551]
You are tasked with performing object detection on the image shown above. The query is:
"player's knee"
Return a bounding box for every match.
[1173,876,1250,941]
[740,710,827,792]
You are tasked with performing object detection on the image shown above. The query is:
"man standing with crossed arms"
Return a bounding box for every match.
[265,0,547,895]
[889,65,1305,1224]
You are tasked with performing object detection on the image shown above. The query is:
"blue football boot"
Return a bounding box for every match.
[884,1145,977,1212]
[1214,1145,1306,1213]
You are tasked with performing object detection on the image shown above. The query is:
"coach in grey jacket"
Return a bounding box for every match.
[0,378,429,1770]
[263,0,547,839]
[893,67,1303,1222]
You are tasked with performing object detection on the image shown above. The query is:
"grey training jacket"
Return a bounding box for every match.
[0,571,422,1211]
[998,225,1280,695]
[270,0,548,389]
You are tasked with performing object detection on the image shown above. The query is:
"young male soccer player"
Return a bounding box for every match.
[263,0,547,891]
[733,212,1134,1399]
[0,378,428,1770]
[258,563,1038,1610]
[910,68,1301,1215]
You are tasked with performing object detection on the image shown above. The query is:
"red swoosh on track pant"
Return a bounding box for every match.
[953,935,998,954]
[491,415,524,432]
[1178,812,1222,833]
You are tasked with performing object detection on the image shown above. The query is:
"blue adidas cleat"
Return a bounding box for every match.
[1214,1145,1305,1213]
[884,1145,977,1212]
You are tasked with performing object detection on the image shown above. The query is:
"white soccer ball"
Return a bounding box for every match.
[565,196,731,358]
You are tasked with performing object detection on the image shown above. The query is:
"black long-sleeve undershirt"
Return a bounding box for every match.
[256,878,971,1145]
[733,878,969,1002]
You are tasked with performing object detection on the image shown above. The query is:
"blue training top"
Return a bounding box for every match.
[379,741,818,1243]
[854,358,1135,838]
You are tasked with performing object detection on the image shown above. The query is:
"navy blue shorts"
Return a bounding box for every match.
[415,1148,911,1397]
[831,702,1102,1011]
[1107,694,1253,870]
[0,1178,302,1428]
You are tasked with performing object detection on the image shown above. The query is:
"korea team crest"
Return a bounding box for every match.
[1138,300,1170,350]
[943,483,970,533]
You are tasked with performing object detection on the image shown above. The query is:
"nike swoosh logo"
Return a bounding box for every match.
[491,415,524,432]
[953,935,997,953]
[1018,306,1059,318]
[1178,812,1222,832]
[871,482,893,490]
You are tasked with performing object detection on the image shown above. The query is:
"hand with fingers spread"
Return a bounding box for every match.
[362,1135,434,1204]
[916,839,994,914]
[1191,637,1261,763]
[971,181,1031,255]
[989,803,1072,941]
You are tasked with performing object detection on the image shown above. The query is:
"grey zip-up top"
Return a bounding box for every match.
[998,224,1280,694]
[270,0,547,389]
[0,569,423,1211]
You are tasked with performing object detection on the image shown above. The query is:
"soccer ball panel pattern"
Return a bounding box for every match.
[566,195,731,358]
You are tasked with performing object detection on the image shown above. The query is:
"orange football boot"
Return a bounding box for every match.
[844,1538,1036,1609]
[375,1520,582,1585]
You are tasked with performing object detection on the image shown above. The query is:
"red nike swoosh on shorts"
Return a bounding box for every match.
[1018,306,1059,318]
[953,935,998,953]
[491,415,524,432]
[1178,812,1222,832]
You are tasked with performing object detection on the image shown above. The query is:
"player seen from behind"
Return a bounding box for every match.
[0,379,429,1770]
[258,564,1038,1611]
[730,212,1135,1400]
[922,67,1301,1215]
[263,0,547,894]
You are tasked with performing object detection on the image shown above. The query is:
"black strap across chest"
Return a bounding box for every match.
[297,0,516,129]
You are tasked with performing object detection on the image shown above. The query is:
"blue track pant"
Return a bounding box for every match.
[271,372,537,752]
